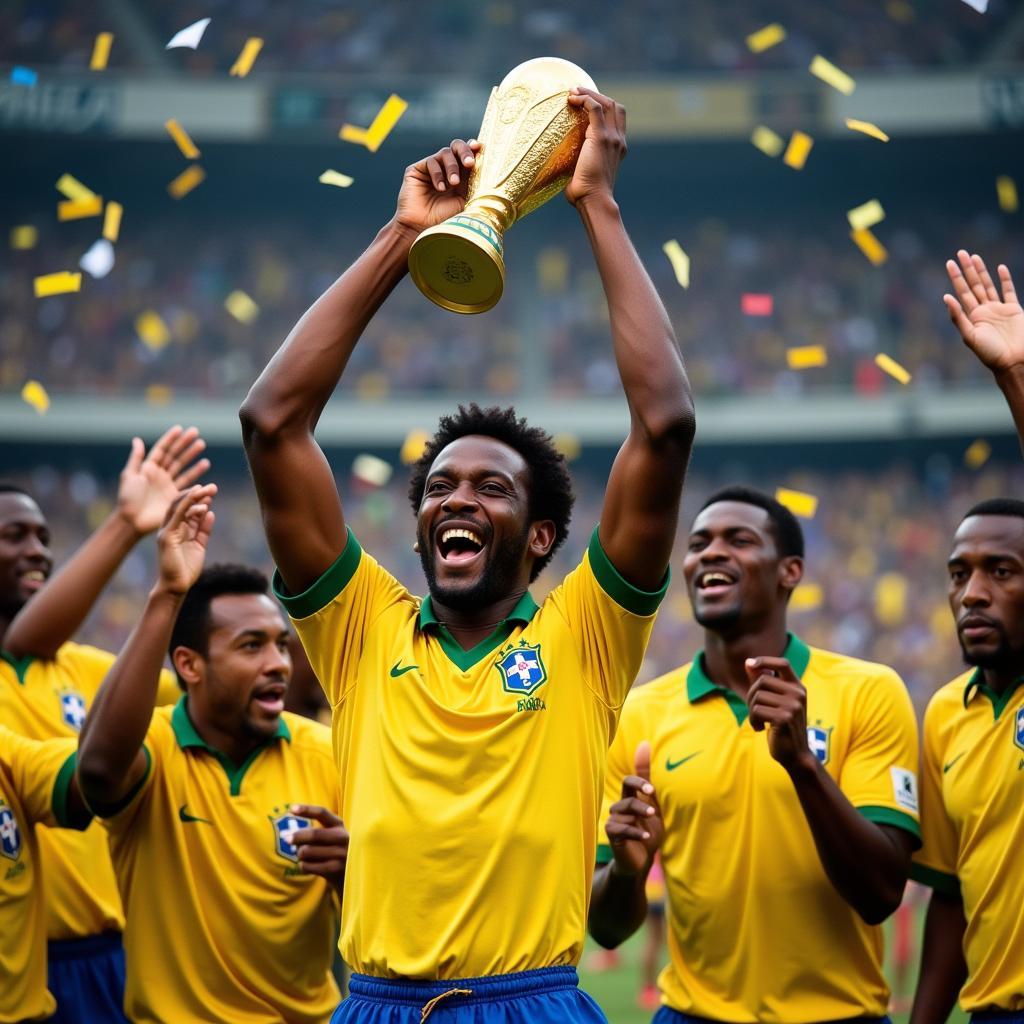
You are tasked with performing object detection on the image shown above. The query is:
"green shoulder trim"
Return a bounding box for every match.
[587,527,669,617]
[52,752,81,827]
[858,805,922,846]
[596,843,613,866]
[272,528,362,620]
[0,648,35,684]
[910,862,960,896]
[963,668,1024,720]
[91,746,153,819]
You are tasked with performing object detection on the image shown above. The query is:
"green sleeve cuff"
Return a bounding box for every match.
[90,746,153,820]
[51,753,89,829]
[588,527,669,617]
[858,805,922,848]
[596,843,613,865]
[910,862,960,895]
[272,528,362,620]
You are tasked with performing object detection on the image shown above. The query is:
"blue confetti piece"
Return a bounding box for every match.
[11,66,38,86]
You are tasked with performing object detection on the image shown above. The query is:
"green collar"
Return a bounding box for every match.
[0,648,35,685]
[962,669,1024,721]
[687,633,812,726]
[418,591,539,672]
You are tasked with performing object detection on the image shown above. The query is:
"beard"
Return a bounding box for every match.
[693,601,744,633]
[959,625,1024,671]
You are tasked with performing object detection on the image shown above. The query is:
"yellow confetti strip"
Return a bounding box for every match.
[850,227,888,266]
[809,55,856,95]
[21,380,50,414]
[55,173,96,202]
[145,384,174,406]
[103,201,123,242]
[319,169,354,188]
[57,195,103,221]
[847,199,886,232]
[225,290,260,324]
[751,125,785,158]
[783,131,814,170]
[135,311,171,350]
[229,37,263,77]
[90,32,113,70]
[340,94,408,153]
[352,454,393,487]
[790,582,823,611]
[875,353,911,385]
[775,487,818,519]
[34,271,81,297]
[553,433,581,461]
[845,118,889,142]
[786,345,828,369]
[167,165,206,199]
[662,239,690,289]
[746,23,786,52]
[165,119,200,160]
[997,175,1019,214]
[964,439,991,469]
[400,429,430,465]
[10,225,37,250]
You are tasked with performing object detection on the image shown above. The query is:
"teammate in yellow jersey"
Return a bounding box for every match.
[0,425,207,1023]
[240,88,694,1023]
[76,485,347,1024]
[590,487,920,1024]
[910,254,1024,1024]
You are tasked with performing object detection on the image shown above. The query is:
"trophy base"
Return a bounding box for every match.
[408,215,506,314]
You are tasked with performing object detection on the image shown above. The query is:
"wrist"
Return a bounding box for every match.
[108,508,146,544]
[149,582,189,604]
[609,851,653,881]
[785,749,822,783]
[383,217,421,248]
[575,192,620,221]
[995,363,1024,390]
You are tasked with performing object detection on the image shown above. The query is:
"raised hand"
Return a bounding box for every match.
[746,657,812,772]
[394,139,483,235]
[118,426,210,537]
[156,484,216,596]
[565,88,627,208]
[944,252,1024,374]
[605,741,663,876]
[286,804,349,891]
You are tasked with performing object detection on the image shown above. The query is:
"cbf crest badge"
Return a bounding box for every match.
[1015,706,1024,753]
[495,642,547,697]
[0,800,22,862]
[59,692,87,732]
[806,726,832,765]
[270,810,311,863]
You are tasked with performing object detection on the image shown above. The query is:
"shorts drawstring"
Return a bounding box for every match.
[419,987,473,1021]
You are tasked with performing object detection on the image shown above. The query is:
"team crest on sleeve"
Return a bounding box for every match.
[58,691,87,732]
[495,642,547,696]
[891,767,919,814]
[270,810,311,863]
[1015,706,1024,753]
[0,799,22,862]
[806,726,831,765]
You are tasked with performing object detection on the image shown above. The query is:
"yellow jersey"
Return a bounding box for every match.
[276,526,665,979]
[599,635,920,1023]
[0,726,81,1023]
[912,669,1024,1012]
[0,642,178,940]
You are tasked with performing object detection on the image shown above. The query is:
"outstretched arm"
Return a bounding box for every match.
[4,426,208,659]
[239,140,481,595]
[567,89,695,591]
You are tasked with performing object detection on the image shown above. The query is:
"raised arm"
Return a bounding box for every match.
[567,89,695,592]
[77,485,215,809]
[944,252,1024,454]
[239,139,480,595]
[4,426,208,659]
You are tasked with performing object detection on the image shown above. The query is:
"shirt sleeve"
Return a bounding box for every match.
[272,529,412,706]
[4,730,84,829]
[595,700,642,865]
[546,527,667,711]
[838,668,921,845]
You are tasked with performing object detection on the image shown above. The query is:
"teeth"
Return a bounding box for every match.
[700,572,732,587]
[21,570,45,581]
[441,528,482,548]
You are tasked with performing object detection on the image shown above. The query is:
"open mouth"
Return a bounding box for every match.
[696,569,737,596]
[251,684,286,716]
[436,525,485,566]
[18,568,47,593]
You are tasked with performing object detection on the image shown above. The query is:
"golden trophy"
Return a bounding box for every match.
[408,57,596,314]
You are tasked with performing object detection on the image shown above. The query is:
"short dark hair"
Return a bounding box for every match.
[0,483,34,499]
[962,497,1024,522]
[699,485,805,559]
[407,404,575,581]
[169,564,271,687]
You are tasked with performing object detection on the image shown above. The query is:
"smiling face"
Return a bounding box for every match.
[948,514,1024,671]
[683,501,803,636]
[0,491,53,625]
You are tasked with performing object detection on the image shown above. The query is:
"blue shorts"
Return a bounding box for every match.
[652,1011,891,1024]
[331,966,607,1023]
[47,931,129,1024]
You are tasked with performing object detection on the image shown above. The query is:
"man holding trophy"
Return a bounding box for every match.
[241,59,694,1022]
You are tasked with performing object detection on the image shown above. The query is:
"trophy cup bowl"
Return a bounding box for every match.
[408,57,597,314]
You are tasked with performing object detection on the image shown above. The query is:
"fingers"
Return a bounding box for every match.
[419,140,477,192]
[175,458,212,491]
[958,250,990,307]
[165,432,206,475]
[634,740,652,783]
[123,436,145,475]
[943,294,974,340]
[167,483,217,529]
[610,795,659,819]
[946,259,977,312]
[606,819,652,844]
[619,773,655,800]
[451,139,479,169]
[146,425,184,467]
[971,253,1000,302]
[290,803,344,829]
[999,263,1019,305]
[744,657,798,683]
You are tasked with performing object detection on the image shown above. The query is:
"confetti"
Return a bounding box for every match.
[964,440,991,469]
[850,227,888,266]
[875,353,911,385]
[135,311,171,350]
[229,37,263,77]
[319,169,355,189]
[845,118,890,142]
[746,23,786,53]
[400,429,430,465]
[21,381,50,414]
[11,67,37,87]
[103,201,123,242]
[225,290,259,324]
[57,196,103,221]
[80,239,115,279]
[809,55,856,95]
[847,199,886,232]
[783,131,814,170]
[775,487,818,519]
[553,433,581,461]
[741,293,773,316]
[790,583,823,611]
[167,165,206,199]
[960,0,988,11]
[787,345,828,369]
[165,119,200,160]
[55,173,97,202]
[340,94,408,153]
[352,454,393,487]
[997,175,1019,213]
[662,240,690,289]
[751,125,785,158]
[90,32,113,70]
[34,272,81,297]
[166,18,211,50]
[10,226,37,250]
[146,385,174,406]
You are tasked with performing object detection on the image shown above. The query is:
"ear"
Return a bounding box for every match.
[171,646,204,688]
[528,520,557,561]
[779,555,804,595]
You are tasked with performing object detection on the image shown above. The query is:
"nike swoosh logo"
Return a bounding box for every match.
[178,804,211,825]
[390,661,419,678]
[943,752,967,774]
[666,752,702,771]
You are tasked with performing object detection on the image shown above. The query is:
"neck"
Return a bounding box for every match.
[981,663,1023,696]
[430,588,528,651]
[186,699,268,767]
[701,618,790,699]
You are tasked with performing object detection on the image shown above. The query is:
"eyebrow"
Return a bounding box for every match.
[232,628,290,643]
[426,467,517,486]
[948,551,1022,567]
